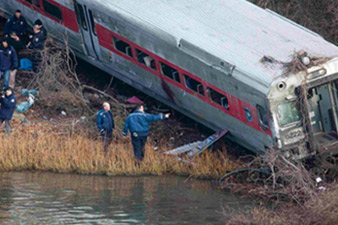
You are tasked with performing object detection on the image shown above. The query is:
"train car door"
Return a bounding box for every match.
[73,1,101,60]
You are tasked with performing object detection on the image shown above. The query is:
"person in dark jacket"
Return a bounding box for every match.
[96,102,115,151]
[0,87,17,134]
[34,19,47,41]
[8,32,24,88]
[8,32,24,53]
[123,105,170,161]
[27,25,45,50]
[0,39,18,90]
[4,10,28,41]
[27,25,45,72]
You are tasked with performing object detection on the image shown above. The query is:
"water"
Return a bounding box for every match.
[0,172,258,224]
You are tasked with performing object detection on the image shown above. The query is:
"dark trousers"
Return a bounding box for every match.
[131,135,148,160]
[0,119,11,134]
[31,49,42,72]
[100,130,113,152]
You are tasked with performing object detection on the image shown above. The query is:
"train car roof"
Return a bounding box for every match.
[96,0,338,92]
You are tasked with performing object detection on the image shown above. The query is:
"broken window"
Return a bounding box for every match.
[160,62,180,83]
[136,49,156,70]
[208,87,229,110]
[42,0,63,21]
[277,101,301,126]
[257,105,269,127]
[113,37,133,58]
[184,75,204,96]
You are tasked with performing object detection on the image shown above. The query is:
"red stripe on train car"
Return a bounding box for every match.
[95,23,272,136]
[17,0,78,33]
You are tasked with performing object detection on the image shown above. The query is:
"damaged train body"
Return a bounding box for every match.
[2,0,338,158]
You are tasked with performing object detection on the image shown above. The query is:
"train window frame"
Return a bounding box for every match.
[160,62,181,83]
[256,104,269,128]
[24,0,40,8]
[88,9,97,36]
[136,49,156,70]
[184,74,204,96]
[277,101,301,127]
[76,3,88,31]
[113,36,133,58]
[207,87,230,110]
[42,0,63,21]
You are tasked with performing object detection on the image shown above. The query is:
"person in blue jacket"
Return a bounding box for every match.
[0,87,17,134]
[34,19,48,42]
[123,104,170,161]
[0,38,18,90]
[27,25,46,50]
[4,10,28,41]
[96,102,115,151]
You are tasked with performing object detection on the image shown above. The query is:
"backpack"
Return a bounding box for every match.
[19,58,33,71]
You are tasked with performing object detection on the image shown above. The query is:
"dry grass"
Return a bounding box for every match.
[226,182,338,225]
[0,125,239,178]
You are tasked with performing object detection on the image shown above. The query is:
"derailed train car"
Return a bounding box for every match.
[1,0,338,159]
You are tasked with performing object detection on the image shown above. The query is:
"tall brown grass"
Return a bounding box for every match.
[226,182,338,225]
[0,128,239,178]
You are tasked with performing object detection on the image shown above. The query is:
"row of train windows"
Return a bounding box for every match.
[112,35,269,127]
[24,0,63,21]
[23,1,269,128]
[112,36,231,109]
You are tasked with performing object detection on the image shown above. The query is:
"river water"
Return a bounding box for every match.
[0,172,258,224]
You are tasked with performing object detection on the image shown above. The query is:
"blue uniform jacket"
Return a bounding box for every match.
[0,94,17,120]
[4,15,28,36]
[123,110,164,137]
[0,46,18,71]
[96,109,114,132]
[29,31,46,50]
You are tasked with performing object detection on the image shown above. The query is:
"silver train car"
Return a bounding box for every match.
[2,0,338,158]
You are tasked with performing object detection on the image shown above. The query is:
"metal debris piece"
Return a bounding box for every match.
[164,129,228,158]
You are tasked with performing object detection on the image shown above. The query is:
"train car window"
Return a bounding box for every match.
[88,10,97,36]
[244,107,253,122]
[256,105,269,127]
[42,0,62,21]
[24,0,40,8]
[76,4,87,30]
[113,37,133,57]
[184,75,204,96]
[32,0,40,8]
[207,87,229,110]
[136,49,156,70]
[160,62,180,83]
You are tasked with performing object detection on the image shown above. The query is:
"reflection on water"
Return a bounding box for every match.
[0,172,258,224]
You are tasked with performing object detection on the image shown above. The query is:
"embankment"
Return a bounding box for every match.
[0,123,239,178]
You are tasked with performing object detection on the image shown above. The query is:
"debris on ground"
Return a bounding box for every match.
[21,89,39,96]
[16,94,35,113]
[125,96,144,105]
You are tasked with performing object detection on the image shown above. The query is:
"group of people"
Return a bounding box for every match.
[97,102,170,161]
[1,10,47,90]
[0,10,47,134]
[0,9,168,162]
